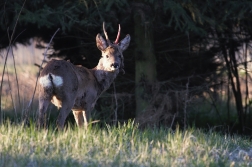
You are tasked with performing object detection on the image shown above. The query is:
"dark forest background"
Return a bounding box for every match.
[1,0,252,134]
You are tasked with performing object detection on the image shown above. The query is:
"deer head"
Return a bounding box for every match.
[96,22,130,74]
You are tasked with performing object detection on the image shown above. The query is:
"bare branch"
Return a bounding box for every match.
[183,76,191,130]
[0,0,26,123]
[113,82,118,125]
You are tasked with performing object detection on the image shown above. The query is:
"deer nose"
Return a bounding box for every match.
[111,63,119,69]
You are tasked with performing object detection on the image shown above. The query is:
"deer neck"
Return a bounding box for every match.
[92,60,119,92]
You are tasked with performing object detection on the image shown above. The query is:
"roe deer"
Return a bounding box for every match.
[38,22,130,130]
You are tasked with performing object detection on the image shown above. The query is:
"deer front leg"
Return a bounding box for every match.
[72,110,89,129]
[82,110,90,129]
[72,110,84,127]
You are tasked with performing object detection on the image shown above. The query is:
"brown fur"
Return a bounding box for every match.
[38,28,130,130]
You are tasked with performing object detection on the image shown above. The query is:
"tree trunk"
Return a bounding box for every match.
[218,33,244,133]
[134,11,157,117]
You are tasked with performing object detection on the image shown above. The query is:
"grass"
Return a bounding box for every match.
[0,120,251,167]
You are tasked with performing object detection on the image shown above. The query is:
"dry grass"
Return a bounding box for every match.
[0,40,45,117]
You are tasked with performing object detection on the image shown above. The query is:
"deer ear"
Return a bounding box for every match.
[118,34,130,51]
[96,34,107,51]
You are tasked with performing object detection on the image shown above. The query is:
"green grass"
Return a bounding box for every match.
[0,120,251,167]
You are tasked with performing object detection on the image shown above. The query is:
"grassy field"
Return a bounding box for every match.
[0,120,251,167]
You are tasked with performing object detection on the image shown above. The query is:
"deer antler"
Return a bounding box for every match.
[103,22,111,45]
[114,24,121,44]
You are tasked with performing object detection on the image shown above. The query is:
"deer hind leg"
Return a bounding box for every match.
[56,93,77,130]
[38,98,51,128]
[56,102,73,130]
[72,110,84,127]
[38,87,53,128]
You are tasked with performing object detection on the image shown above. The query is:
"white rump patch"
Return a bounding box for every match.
[39,74,63,88]
[51,75,63,87]
[39,75,52,88]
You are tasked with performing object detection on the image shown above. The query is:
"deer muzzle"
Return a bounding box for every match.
[111,63,119,69]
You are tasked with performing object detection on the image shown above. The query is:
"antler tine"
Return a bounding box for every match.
[114,24,121,44]
[103,22,110,42]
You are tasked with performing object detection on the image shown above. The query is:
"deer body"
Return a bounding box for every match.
[38,23,130,129]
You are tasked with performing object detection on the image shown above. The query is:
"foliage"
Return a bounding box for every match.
[1,0,252,132]
[0,121,252,166]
